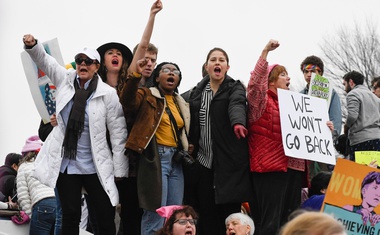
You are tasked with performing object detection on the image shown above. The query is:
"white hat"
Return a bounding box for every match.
[75,47,101,63]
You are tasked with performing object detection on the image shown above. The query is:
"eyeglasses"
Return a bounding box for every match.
[75,57,97,66]
[174,219,197,225]
[161,68,180,75]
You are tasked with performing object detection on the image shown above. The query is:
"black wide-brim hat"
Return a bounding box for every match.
[97,42,133,66]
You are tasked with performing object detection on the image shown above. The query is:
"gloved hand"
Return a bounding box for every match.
[233,124,248,139]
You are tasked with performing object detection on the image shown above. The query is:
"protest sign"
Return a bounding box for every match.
[322,158,380,234]
[278,89,335,165]
[355,151,380,165]
[308,73,333,109]
[21,38,63,123]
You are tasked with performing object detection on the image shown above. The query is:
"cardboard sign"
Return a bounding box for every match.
[21,38,63,123]
[322,158,380,234]
[278,89,335,165]
[308,73,333,109]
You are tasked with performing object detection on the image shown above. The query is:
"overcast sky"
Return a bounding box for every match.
[0,0,379,163]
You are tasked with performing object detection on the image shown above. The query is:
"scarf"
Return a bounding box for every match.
[62,75,98,160]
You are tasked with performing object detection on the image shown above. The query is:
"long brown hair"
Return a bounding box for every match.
[156,206,198,235]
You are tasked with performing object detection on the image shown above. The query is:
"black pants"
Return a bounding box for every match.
[251,169,303,235]
[56,172,115,235]
[184,162,241,235]
[116,177,142,235]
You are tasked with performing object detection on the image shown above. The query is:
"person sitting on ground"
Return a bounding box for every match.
[301,171,332,211]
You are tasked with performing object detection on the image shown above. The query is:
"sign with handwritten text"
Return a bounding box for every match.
[355,151,380,165]
[278,89,335,164]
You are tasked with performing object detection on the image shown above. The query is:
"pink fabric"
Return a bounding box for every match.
[156,205,184,219]
[22,135,43,153]
[11,211,30,225]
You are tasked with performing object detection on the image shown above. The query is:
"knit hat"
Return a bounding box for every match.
[267,64,279,77]
[75,47,101,63]
[21,135,43,154]
[4,153,22,166]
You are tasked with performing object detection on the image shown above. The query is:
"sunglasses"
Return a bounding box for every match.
[174,219,197,225]
[75,57,97,66]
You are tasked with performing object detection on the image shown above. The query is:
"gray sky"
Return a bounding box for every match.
[0,0,379,163]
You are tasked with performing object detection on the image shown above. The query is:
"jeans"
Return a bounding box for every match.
[29,197,57,235]
[56,173,115,235]
[54,187,62,235]
[141,145,184,235]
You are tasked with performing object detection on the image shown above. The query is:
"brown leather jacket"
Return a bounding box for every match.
[119,75,190,211]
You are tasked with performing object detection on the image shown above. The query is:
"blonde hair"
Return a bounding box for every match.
[280,212,346,235]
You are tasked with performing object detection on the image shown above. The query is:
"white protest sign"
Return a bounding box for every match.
[21,38,63,123]
[278,89,335,165]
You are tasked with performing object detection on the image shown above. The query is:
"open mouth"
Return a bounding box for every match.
[214,67,221,75]
[80,68,88,73]
[167,77,175,85]
[112,58,119,65]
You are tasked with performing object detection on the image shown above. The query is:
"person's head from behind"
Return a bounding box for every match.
[204,48,230,82]
[156,205,198,235]
[134,43,158,78]
[21,135,43,163]
[343,70,364,93]
[97,42,133,84]
[268,64,290,92]
[360,171,380,208]
[74,47,101,81]
[309,171,332,197]
[152,62,182,95]
[300,55,324,85]
[225,212,255,235]
[280,211,347,235]
[4,153,22,171]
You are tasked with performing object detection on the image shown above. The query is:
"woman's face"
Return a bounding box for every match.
[156,64,181,95]
[272,70,290,90]
[205,50,229,83]
[75,54,100,81]
[362,181,380,207]
[172,214,196,235]
[103,49,124,73]
[226,218,250,235]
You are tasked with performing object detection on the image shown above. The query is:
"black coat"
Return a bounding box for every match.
[187,75,252,204]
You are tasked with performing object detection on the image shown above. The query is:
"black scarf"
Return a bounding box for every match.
[62,75,99,160]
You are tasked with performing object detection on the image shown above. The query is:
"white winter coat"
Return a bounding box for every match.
[26,42,128,206]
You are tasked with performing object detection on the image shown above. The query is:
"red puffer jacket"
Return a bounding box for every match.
[248,90,289,172]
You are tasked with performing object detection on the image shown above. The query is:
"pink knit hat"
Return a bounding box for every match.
[267,64,279,77]
[22,135,43,154]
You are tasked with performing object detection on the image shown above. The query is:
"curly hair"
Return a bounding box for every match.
[300,55,324,75]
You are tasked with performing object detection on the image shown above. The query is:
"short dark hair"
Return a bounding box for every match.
[152,62,182,87]
[308,171,332,197]
[361,171,380,199]
[300,55,324,75]
[343,70,364,85]
[4,153,22,167]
